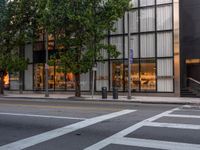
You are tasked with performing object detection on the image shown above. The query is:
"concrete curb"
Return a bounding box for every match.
[0,96,199,105]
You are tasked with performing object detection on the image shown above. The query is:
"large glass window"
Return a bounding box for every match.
[131,0,138,8]
[140,59,156,91]
[66,73,75,90]
[140,0,154,7]
[157,5,172,31]
[111,18,123,35]
[124,61,140,91]
[140,7,155,32]
[99,39,108,60]
[9,72,20,90]
[81,73,90,91]
[96,62,109,91]
[25,65,33,90]
[157,58,173,92]
[157,32,173,57]
[48,66,55,90]
[157,0,172,5]
[125,10,138,33]
[111,61,124,91]
[125,35,139,58]
[55,64,65,90]
[110,36,123,59]
[4,72,9,90]
[140,34,155,58]
[33,42,44,51]
[34,64,44,90]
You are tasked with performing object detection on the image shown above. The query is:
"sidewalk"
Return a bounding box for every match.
[0,92,200,105]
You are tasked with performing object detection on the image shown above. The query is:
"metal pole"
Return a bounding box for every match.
[45,31,49,97]
[127,11,132,99]
[92,70,95,99]
[91,64,97,99]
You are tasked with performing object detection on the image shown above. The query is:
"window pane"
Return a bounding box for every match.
[96,62,109,91]
[157,5,172,30]
[81,72,90,91]
[48,66,55,90]
[157,59,173,76]
[125,35,139,58]
[140,34,155,58]
[131,0,138,8]
[157,0,172,5]
[25,65,33,90]
[125,10,138,33]
[111,18,123,35]
[124,61,140,91]
[158,79,173,92]
[111,61,124,91]
[34,42,44,51]
[110,36,123,59]
[34,64,44,90]
[140,7,155,32]
[99,39,108,60]
[25,44,33,63]
[66,73,75,90]
[55,64,65,90]
[140,59,156,91]
[157,32,173,57]
[140,0,154,7]
[10,72,20,90]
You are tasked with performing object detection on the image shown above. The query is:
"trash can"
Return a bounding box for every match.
[113,87,118,99]
[102,87,107,99]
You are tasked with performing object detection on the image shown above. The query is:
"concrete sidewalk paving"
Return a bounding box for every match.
[0,92,200,105]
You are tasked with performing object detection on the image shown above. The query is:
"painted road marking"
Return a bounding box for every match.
[84,107,179,150]
[145,122,200,130]
[112,137,200,150]
[166,114,200,119]
[0,109,136,150]
[0,112,87,120]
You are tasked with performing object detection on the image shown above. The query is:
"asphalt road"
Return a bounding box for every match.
[0,98,200,150]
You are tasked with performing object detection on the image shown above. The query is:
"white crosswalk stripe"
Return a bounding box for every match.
[85,105,200,150]
[0,109,136,150]
[145,122,200,130]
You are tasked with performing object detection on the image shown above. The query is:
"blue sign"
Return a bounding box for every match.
[130,49,133,64]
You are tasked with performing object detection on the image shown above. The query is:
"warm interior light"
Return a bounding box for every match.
[4,73,9,85]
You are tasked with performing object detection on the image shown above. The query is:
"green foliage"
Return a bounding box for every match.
[43,0,131,74]
[0,0,36,73]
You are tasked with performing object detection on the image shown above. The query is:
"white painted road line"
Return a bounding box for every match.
[0,109,136,150]
[84,107,179,150]
[112,137,200,150]
[0,112,86,120]
[145,122,200,130]
[166,114,200,119]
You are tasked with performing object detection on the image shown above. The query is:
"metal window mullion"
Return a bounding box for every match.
[155,0,158,92]
[138,0,141,92]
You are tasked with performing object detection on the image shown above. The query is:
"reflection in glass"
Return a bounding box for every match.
[55,64,65,90]
[111,61,124,91]
[48,66,55,90]
[96,62,109,91]
[124,61,139,91]
[66,73,75,90]
[140,59,156,91]
[34,64,44,90]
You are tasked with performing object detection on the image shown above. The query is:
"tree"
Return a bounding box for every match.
[0,0,36,94]
[38,0,131,97]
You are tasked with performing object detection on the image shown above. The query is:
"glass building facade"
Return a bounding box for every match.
[97,0,174,93]
[7,0,183,96]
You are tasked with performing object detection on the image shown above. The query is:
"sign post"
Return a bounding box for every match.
[92,64,97,99]
[127,11,132,99]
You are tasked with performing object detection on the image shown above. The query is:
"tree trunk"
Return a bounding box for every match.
[75,73,81,97]
[0,76,4,95]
